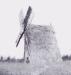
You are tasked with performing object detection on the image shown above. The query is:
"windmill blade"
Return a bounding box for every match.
[23,6,32,32]
[16,31,24,47]
[16,6,32,47]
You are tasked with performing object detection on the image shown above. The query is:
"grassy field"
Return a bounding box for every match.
[0,61,71,75]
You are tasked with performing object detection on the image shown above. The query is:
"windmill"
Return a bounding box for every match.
[16,6,32,63]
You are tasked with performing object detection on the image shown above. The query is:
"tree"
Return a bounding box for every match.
[0,56,3,61]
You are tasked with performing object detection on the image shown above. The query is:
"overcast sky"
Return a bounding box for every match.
[0,0,71,58]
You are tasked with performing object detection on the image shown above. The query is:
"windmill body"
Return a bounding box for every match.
[24,24,62,65]
[16,6,62,64]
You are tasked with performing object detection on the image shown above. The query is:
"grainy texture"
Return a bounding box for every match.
[0,25,65,75]
[0,61,71,75]
[24,24,62,65]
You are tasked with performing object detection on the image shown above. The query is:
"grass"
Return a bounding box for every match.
[0,61,71,75]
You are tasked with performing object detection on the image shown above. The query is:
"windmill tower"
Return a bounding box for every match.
[16,6,62,64]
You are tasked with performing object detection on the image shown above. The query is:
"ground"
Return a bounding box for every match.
[0,61,71,75]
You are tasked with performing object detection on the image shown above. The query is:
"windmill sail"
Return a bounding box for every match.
[16,6,32,47]
[23,6,32,32]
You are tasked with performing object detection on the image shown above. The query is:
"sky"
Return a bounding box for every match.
[0,0,71,58]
